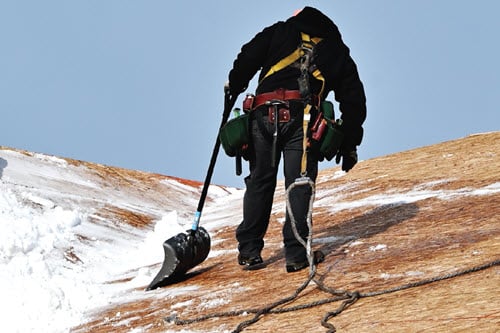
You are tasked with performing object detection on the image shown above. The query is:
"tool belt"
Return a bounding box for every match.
[243,88,320,125]
[243,88,319,112]
[254,89,302,108]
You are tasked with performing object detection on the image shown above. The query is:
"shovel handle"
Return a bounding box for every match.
[235,154,242,176]
[192,92,237,231]
[271,104,279,168]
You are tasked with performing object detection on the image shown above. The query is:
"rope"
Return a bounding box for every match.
[286,176,316,272]
[164,258,499,332]
[165,86,499,333]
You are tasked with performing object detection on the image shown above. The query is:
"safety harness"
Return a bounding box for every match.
[261,32,325,273]
[260,32,326,110]
[260,32,325,176]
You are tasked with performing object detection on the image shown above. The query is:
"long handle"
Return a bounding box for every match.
[271,103,280,168]
[191,92,237,231]
[235,153,242,176]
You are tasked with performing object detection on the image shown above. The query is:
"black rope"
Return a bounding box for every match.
[164,258,499,332]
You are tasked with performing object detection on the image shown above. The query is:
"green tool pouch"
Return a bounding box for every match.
[320,118,344,161]
[219,113,250,157]
[312,101,344,161]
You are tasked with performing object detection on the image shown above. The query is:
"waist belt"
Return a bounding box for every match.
[254,88,319,109]
[254,89,302,108]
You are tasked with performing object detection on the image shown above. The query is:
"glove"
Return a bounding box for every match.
[225,80,247,97]
[335,149,358,172]
[224,81,231,95]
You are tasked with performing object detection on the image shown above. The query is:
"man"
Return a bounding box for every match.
[226,7,366,272]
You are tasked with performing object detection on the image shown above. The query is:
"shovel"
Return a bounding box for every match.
[146,91,237,290]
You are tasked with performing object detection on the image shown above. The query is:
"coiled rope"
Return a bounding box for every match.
[165,256,499,332]
[286,176,316,274]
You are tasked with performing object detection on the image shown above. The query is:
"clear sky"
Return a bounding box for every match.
[1,1,499,188]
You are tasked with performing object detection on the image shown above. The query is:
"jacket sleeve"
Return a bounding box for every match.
[325,43,367,149]
[228,23,280,96]
[337,49,366,149]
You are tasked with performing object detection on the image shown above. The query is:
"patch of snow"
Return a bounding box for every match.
[406,271,424,277]
[380,272,403,279]
[318,182,500,214]
[171,300,194,309]
[369,244,387,252]
[33,153,69,167]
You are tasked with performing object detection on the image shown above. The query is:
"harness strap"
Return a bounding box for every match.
[301,32,322,49]
[301,104,312,176]
[257,32,326,176]
[311,68,325,108]
[260,48,302,84]
[258,34,320,272]
[259,32,323,86]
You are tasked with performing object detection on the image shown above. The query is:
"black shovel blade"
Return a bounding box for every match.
[146,227,210,290]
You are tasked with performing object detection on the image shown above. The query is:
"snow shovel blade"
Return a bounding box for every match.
[146,227,210,290]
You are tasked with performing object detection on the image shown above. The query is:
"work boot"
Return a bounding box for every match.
[238,254,265,270]
[286,250,325,273]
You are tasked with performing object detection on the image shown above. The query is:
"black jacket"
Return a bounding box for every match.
[228,7,366,148]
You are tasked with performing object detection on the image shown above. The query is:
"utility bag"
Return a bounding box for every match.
[219,112,250,157]
[312,101,344,161]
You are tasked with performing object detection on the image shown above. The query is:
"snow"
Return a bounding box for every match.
[369,244,387,252]
[0,147,499,333]
[0,190,86,332]
[0,149,241,333]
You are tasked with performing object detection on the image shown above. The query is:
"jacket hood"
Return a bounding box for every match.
[286,6,340,38]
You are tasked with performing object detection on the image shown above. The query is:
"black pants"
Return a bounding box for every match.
[236,103,318,264]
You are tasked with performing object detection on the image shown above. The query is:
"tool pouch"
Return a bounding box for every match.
[219,113,250,157]
[311,101,345,161]
[242,94,255,112]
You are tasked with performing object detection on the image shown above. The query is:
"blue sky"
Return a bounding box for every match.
[1,1,499,188]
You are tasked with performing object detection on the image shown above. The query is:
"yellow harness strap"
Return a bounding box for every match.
[260,33,323,85]
[258,33,326,177]
[311,68,325,108]
[301,104,312,175]
[260,48,302,84]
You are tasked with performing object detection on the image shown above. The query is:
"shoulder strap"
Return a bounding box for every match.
[260,33,322,83]
[300,32,323,51]
[259,48,302,84]
[259,33,326,103]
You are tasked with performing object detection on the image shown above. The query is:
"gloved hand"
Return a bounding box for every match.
[224,80,247,97]
[335,149,358,172]
[224,81,231,95]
